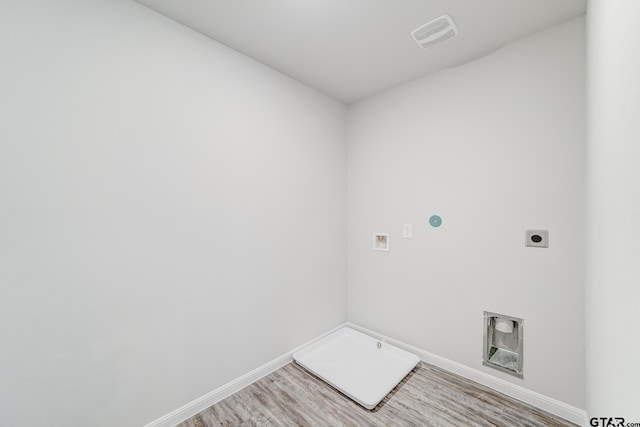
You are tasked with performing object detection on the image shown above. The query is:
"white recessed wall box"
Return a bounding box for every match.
[373,233,390,251]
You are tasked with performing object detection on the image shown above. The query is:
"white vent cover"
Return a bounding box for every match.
[411,14,458,49]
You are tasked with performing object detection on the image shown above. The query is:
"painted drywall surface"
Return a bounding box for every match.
[0,1,347,425]
[586,0,640,420]
[347,18,585,408]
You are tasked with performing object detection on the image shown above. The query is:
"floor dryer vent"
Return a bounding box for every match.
[411,14,458,49]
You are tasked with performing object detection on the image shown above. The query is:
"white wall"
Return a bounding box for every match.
[586,0,640,420]
[347,18,585,408]
[0,1,347,426]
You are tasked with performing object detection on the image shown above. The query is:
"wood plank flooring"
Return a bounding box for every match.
[177,362,576,426]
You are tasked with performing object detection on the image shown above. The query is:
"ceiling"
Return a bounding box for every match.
[135,0,586,104]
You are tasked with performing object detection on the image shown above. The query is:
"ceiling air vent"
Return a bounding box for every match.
[411,14,458,49]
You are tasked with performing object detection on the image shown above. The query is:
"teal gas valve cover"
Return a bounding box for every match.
[429,215,442,227]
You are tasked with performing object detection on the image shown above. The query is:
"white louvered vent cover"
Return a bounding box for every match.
[411,14,458,49]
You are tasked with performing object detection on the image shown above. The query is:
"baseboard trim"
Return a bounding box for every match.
[345,322,587,426]
[145,322,587,427]
[143,323,348,427]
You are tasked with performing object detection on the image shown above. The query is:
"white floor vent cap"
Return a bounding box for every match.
[411,14,458,49]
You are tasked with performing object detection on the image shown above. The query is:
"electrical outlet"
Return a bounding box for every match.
[525,230,548,248]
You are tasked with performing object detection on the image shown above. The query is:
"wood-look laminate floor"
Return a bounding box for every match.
[177,362,576,427]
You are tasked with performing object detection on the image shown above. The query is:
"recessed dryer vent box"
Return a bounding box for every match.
[525,229,548,248]
[483,312,524,378]
[373,233,389,251]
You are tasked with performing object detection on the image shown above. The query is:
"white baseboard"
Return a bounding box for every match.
[143,323,347,427]
[345,322,587,427]
[145,322,587,427]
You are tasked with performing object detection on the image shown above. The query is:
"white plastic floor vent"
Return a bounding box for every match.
[411,14,458,49]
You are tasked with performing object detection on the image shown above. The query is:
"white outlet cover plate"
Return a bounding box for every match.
[525,229,549,248]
